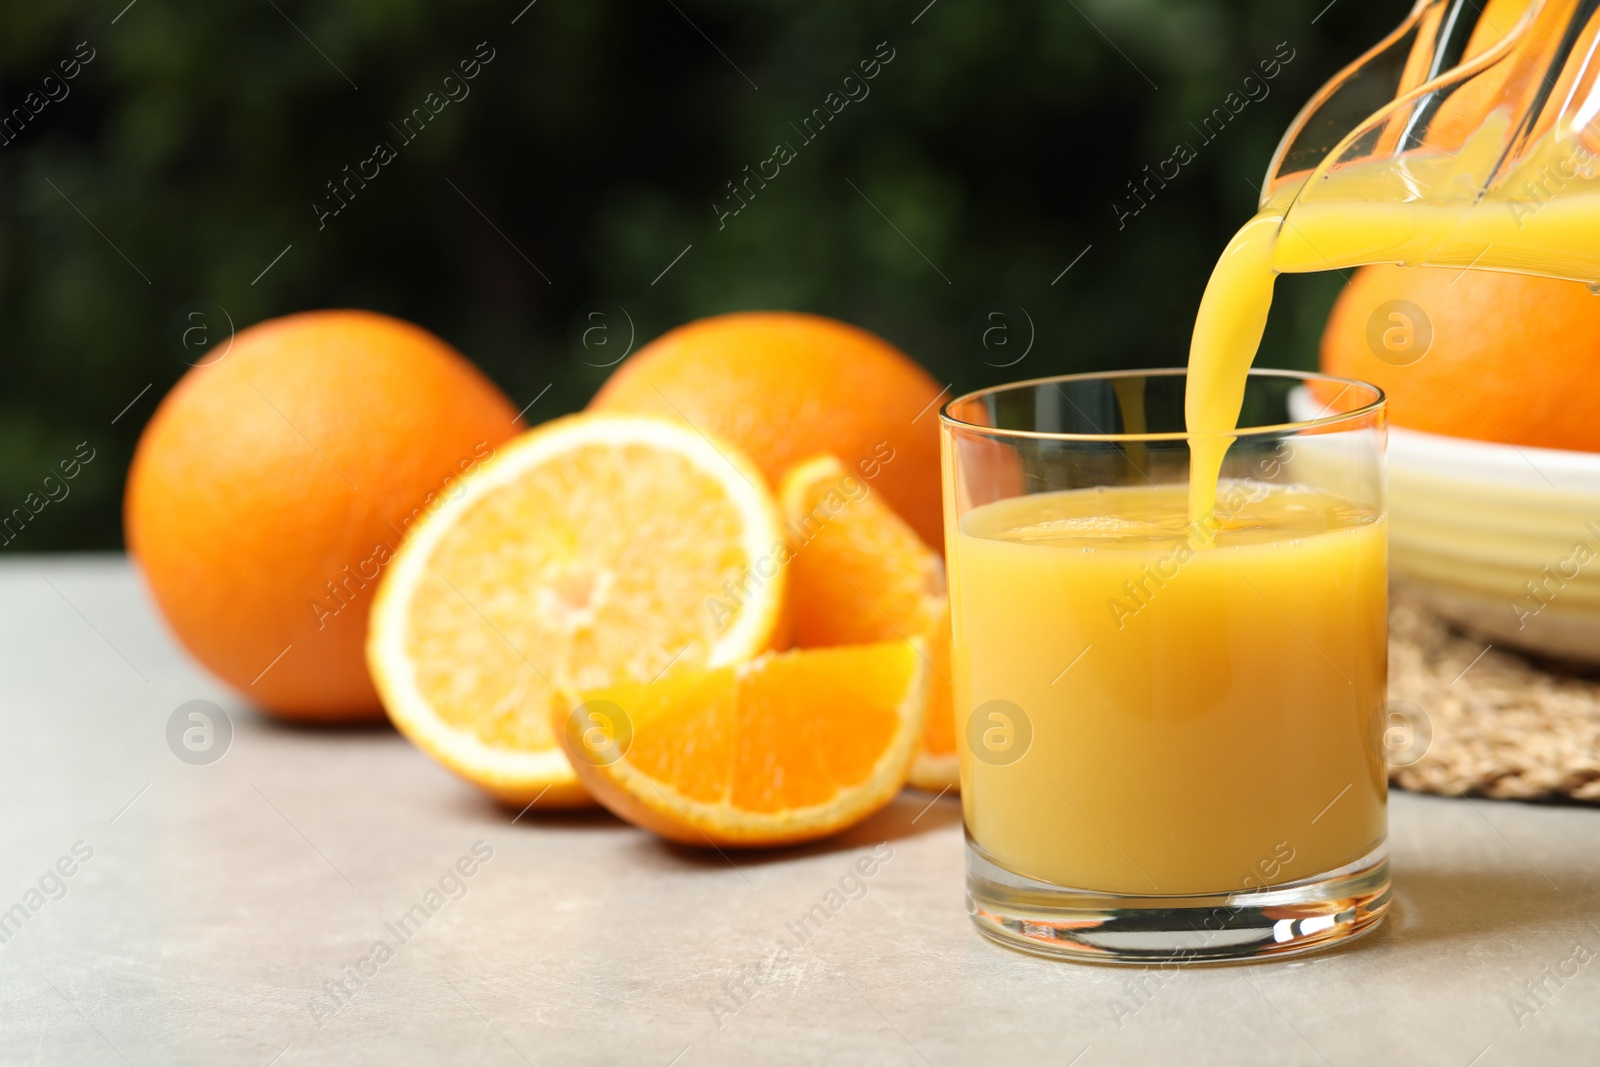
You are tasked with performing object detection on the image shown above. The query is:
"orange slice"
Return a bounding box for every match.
[778,455,956,791]
[368,413,786,807]
[554,641,928,847]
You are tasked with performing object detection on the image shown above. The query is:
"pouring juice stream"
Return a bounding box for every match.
[1186,129,1600,527]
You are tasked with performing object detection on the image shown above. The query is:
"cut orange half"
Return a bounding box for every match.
[368,413,786,808]
[554,641,928,847]
[778,455,956,791]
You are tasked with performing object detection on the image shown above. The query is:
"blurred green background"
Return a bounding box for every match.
[2,0,1395,551]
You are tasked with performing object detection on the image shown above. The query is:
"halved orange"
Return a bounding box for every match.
[367,413,786,807]
[778,455,956,791]
[554,641,928,847]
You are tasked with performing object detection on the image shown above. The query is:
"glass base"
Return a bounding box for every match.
[966,835,1390,964]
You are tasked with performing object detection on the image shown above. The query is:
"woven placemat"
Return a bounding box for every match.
[1388,584,1600,802]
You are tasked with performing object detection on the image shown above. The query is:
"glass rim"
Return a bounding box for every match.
[939,367,1386,443]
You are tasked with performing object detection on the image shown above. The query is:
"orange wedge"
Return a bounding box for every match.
[778,455,956,791]
[912,608,958,791]
[368,414,786,807]
[779,455,945,644]
[554,641,928,847]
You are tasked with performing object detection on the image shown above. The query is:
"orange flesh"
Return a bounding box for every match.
[921,608,956,759]
[595,643,915,813]
[404,441,759,752]
[783,456,945,646]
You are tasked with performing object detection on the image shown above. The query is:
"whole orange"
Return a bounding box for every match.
[126,310,520,720]
[1320,264,1600,452]
[589,312,947,548]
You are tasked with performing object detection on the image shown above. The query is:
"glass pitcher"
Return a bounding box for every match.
[1264,0,1600,283]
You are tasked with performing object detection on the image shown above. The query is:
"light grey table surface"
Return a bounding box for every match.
[2,556,1598,1066]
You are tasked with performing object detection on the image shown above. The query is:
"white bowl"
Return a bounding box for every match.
[1286,386,1600,662]
[1385,425,1600,663]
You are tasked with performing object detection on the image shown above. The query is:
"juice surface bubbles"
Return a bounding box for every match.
[951,482,1387,896]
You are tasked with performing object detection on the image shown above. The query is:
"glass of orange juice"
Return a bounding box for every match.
[942,369,1390,963]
